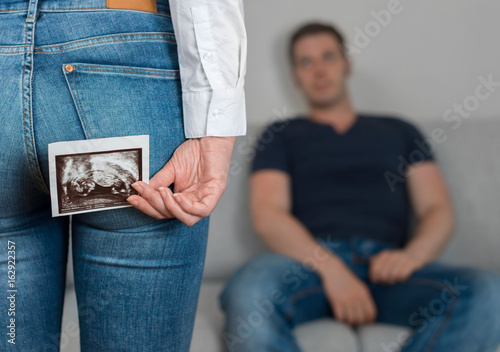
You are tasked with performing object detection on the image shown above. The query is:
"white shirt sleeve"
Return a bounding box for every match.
[168,0,247,138]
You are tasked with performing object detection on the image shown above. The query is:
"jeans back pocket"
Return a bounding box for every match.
[62,62,185,178]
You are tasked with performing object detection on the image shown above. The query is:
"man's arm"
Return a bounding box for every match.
[250,170,342,274]
[250,169,377,325]
[403,161,456,263]
[369,161,455,284]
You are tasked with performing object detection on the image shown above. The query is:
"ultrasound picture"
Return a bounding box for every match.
[55,149,142,214]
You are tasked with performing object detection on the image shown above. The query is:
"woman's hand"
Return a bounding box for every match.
[126,136,236,226]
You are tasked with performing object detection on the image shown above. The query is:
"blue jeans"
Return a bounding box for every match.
[219,236,500,352]
[0,1,210,351]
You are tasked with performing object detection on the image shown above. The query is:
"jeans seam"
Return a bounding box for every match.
[424,298,457,352]
[22,19,50,195]
[0,7,103,13]
[289,285,324,304]
[71,70,94,139]
[0,34,175,55]
[401,277,460,352]
[0,8,172,17]
[40,8,172,18]
[35,37,176,54]
[35,32,175,50]
[284,285,325,322]
[0,9,21,12]
[0,52,29,55]
[73,65,179,78]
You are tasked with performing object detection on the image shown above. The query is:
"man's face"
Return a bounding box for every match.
[292,33,351,109]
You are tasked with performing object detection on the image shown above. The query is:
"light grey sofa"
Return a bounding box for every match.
[61,117,500,352]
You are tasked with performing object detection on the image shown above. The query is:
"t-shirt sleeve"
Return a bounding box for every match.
[250,122,292,174]
[397,118,435,170]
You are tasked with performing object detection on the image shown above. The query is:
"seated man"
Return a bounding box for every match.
[218,22,500,352]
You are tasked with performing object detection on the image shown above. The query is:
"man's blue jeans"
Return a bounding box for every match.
[0,1,209,351]
[219,236,500,352]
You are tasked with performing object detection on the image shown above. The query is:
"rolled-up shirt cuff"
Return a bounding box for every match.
[182,87,247,138]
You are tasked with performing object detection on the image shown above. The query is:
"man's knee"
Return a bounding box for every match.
[218,252,302,313]
[447,268,500,335]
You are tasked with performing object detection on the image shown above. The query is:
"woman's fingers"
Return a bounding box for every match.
[172,189,219,218]
[131,181,165,210]
[126,194,171,219]
[148,160,176,191]
[128,180,208,226]
[128,181,173,218]
[159,187,202,227]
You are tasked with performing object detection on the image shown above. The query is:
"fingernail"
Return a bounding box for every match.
[131,182,142,193]
[173,193,181,202]
[127,197,138,206]
[158,187,167,200]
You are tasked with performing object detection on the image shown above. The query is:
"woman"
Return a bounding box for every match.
[0,0,247,351]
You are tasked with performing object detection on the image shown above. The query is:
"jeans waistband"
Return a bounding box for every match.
[0,0,170,16]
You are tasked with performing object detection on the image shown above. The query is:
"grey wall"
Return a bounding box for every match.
[203,1,500,276]
[243,0,500,126]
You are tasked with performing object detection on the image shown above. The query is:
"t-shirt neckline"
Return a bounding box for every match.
[301,114,363,136]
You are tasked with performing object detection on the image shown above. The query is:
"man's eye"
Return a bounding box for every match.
[301,58,312,68]
[324,52,335,61]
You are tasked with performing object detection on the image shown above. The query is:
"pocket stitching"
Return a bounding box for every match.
[61,62,181,140]
[35,32,175,54]
[70,63,180,78]
[70,70,95,139]
[37,32,175,49]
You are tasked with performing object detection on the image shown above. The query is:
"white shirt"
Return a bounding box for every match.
[168,0,247,138]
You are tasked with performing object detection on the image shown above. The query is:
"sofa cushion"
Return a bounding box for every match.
[190,280,361,352]
[357,323,413,352]
[294,318,359,351]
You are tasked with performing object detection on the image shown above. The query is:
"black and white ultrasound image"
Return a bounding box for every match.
[56,149,142,214]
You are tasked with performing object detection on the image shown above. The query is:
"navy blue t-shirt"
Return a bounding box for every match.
[250,114,434,247]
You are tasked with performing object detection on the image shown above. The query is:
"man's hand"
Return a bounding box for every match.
[320,262,377,326]
[369,249,425,285]
[126,136,236,226]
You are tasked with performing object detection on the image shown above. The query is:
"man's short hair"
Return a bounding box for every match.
[289,22,347,64]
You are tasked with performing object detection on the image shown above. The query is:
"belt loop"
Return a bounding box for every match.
[26,0,39,23]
